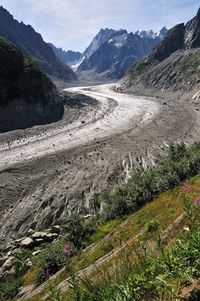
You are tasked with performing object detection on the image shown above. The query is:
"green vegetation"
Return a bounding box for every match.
[179,49,200,79]
[73,224,200,300]
[3,143,200,300]
[0,250,31,301]
[64,215,96,250]
[33,240,68,285]
[25,171,200,301]
[101,143,200,220]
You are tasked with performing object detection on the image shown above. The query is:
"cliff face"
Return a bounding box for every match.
[0,37,64,132]
[120,7,200,94]
[0,6,76,82]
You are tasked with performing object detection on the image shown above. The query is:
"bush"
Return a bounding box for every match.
[34,240,67,285]
[102,143,200,220]
[64,215,96,249]
[0,274,21,301]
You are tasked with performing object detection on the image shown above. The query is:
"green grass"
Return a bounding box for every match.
[8,143,200,300]
[26,173,200,301]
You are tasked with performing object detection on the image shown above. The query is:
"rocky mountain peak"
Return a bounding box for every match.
[185,6,200,48]
[83,28,116,59]
[149,23,185,62]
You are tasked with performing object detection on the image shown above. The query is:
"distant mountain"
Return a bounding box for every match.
[0,37,64,132]
[48,43,81,66]
[135,27,168,40]
[77,28,167,79]
[0,6,76,82]
[83,28,116,60]
[119,7,200,95]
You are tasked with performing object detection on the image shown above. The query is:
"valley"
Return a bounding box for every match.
[0,82,199,246]
[0,84,159,170]
[0,3,200,300]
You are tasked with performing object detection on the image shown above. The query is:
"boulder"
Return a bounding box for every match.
[32,250,41,256]
[27,229,35,236]
[35,238,44,245]
[32,231,48,240]
[1,256,16,273]
[51,225,61,234]
[21,237,34,248]
[51,233,59,240]
[45,233,54,241]
[0,256,9,267]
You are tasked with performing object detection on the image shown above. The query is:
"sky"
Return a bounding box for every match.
[1,0,200,52]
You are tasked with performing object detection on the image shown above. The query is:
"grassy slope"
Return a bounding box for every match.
[24,174,200,301]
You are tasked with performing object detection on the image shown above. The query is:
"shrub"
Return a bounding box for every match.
[34,240,67,285]
[64,215,96,249]
[102,143,200,220]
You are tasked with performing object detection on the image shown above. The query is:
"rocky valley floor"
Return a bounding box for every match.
[0,84,199,247]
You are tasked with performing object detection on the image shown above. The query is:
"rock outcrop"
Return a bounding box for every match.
[0,37,64,132]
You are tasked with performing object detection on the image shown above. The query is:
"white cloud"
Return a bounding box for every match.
[1,0,199,51]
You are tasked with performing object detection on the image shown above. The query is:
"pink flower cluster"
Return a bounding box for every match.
[194,197,200,205]
[64,244,73,258]
[182,182,190,194]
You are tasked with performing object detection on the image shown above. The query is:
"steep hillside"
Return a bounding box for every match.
[0,6,76,82]
[2,143,200,301]
[120,7,200,95]
[78,29,166,79]
[0,37,64,132]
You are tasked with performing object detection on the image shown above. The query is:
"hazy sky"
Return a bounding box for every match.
[1,0,199,52]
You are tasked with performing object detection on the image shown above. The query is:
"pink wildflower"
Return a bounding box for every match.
[64,244,73,258]
[182,182,190,194]
[194,197,200,205]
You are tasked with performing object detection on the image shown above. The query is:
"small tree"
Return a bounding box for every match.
[65,215,95,249]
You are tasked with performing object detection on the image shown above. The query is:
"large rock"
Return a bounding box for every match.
[51,225,61,234]
[0,256,16,273]
[21,237,34,248]
[32,231,48,240]
[0,256,9,267]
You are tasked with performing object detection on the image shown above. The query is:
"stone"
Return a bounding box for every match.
[21,237,34,248]
[25,259,33,269]
[45,233,54,241]
[83,214,93,219]
[0,256,9,267]
[32,250,41,256]
[27,229,35,236]
[32,231,48,240]
[51,233,59,240]
[1,256,16,272]
[51,225,61,234]
[35,239,44,245]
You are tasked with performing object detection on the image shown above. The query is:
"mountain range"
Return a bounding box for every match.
[48,44,82,66]
[0,6,76,82]
[77,28,167,79]
[119,8,200,96]
[49,27,168,80]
